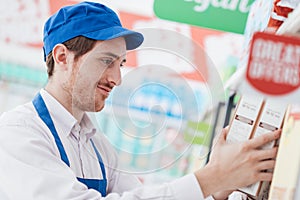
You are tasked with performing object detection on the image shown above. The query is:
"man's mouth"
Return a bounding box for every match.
[97,84,112,97]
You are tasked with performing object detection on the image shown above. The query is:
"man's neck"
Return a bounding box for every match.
[44,83,84,123]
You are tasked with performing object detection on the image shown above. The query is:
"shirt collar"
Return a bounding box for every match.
[39,89,96,141]
[71,114,97,142]
[80,114,97,141]
[40,89,77,137]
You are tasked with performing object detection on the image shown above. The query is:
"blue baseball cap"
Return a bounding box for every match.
[43,1,144,61]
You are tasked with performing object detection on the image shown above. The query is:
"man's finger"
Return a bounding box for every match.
[255,147,278,161]
[213,128,227,146]
[256,160,276,171]
[223,126,229,139]
[257,171,273,182]
[247,130,281,149]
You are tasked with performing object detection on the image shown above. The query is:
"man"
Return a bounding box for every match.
[0,1,279,199]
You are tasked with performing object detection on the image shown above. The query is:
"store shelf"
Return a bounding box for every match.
[101,103,185,128]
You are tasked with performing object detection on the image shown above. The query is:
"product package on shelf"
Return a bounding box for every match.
[276,2,300,35]
[293,152,300,200]
[226,95,288,199]
[268,105,300,200]
[227,95,264,144]
[267,0,299,32]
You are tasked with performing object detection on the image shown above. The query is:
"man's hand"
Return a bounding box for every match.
[194,128,281,198]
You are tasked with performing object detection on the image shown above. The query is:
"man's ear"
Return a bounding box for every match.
[52,44,70,71]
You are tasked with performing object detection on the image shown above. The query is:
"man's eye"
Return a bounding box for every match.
[101,59,113,65]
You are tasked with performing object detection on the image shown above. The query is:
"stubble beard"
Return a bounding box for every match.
[61,64,95,114]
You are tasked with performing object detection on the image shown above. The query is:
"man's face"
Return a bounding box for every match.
[65,37,126,112]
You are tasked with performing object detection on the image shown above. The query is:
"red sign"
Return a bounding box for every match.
[246,32,300,95]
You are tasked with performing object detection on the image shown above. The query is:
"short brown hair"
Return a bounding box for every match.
[46,36,97,77]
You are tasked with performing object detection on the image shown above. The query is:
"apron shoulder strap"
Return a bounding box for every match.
[32,93,70,167]
[90,139,107,181]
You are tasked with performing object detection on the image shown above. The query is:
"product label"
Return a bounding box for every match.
[227,95,263,143]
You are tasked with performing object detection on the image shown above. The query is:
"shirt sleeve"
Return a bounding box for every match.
[228,191,249,200]
[0,122,213,200]
[96,129,213,200]
[105,173,214,200]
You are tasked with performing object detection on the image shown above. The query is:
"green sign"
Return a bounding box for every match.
[184,121,212,146]
[154,0,254,34]
[0,62,47,87]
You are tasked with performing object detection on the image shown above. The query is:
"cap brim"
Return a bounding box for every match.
[83,26,144,50]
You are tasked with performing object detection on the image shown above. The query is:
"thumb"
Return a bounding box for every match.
[219,128,228,143]
[223,126,229,140]
[213,128,227,146]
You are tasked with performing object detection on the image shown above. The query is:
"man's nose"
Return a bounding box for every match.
[107,63,122,86]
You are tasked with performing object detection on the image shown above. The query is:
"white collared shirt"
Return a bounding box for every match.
[0,89,212,200]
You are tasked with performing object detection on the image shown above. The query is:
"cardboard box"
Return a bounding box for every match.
[252,99,286,149]
[227,96,287,199]
[293,161,300,200]
[268,105,300,200]
[227,95,264,144]
[240,99,287,199]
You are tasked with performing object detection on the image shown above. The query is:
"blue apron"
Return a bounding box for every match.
[32,93,107,196]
